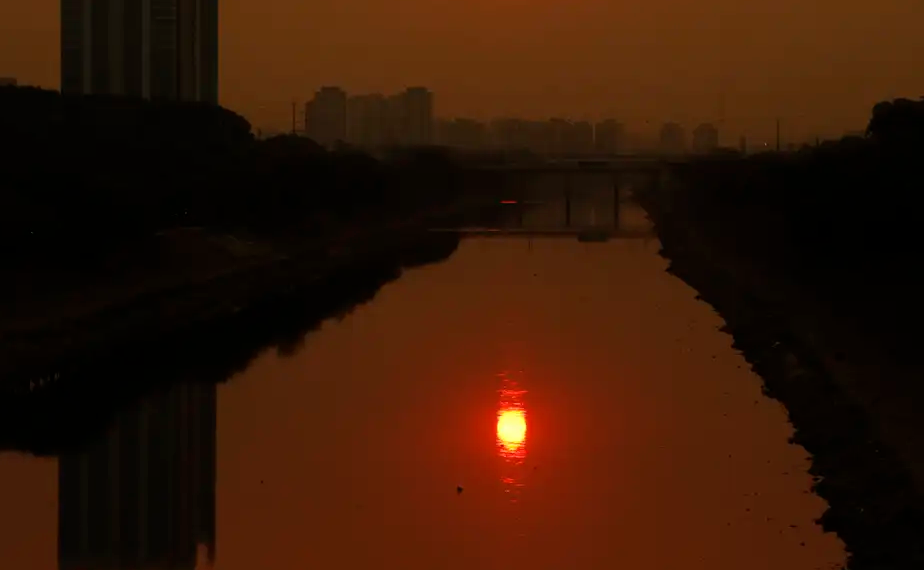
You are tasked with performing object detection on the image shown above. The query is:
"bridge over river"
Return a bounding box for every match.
[443,156,664,241]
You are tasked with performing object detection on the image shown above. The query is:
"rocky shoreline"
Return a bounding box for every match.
[640,187,924,569]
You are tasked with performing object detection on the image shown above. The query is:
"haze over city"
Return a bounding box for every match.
[2,0,923,144]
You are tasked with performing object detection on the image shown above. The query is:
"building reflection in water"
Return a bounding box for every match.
[496,371,528,502]
[57,382,217,570]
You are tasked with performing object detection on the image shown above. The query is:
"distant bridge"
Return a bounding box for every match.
[435,174,656,242]
[460,154,686,173]
[429,227,654,242]
[457,155,677,203]
[453,156,670,232]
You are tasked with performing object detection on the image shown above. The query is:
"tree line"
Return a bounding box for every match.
[0,86,461,265]
[673,96,924,357]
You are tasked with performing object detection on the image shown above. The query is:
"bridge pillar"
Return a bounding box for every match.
[564,171,571,227]
[613,174,621,230]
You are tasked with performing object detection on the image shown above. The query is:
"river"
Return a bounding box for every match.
[0,188,846,570]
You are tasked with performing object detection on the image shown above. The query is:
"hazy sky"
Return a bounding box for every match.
[2,1,923,142]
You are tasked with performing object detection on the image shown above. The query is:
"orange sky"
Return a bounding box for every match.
[2,1,923,142]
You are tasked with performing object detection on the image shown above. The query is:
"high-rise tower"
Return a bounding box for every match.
[60,0,218,103]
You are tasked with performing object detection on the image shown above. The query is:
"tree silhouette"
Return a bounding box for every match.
[0,87,461,269]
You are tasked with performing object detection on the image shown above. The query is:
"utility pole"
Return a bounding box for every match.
[775,118,781,152]
[291,101,297,134]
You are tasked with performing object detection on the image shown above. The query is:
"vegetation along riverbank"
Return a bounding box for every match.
[639,97,924,569]
[0,86,487,380]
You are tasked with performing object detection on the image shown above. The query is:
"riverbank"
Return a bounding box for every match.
[0,200,475,387]
[639,179,924,569]
[0,220,464,455]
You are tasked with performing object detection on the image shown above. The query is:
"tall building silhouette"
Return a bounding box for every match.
[692,123,719,154]
[60,0,218,103]
[561,120,594,155]
[346,93,388,148]
[658,122,686,155]
[401,87,434,146]
[594,119,625,154]
[436,118,488,149]
[58,382,217,570]
[306,86,348,147]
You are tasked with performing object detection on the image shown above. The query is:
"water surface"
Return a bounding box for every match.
[0,200,846,570]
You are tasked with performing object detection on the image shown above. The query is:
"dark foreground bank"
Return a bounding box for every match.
[0,86,486,329]
[0,229,462,455]
[0,86,508,380]
[0,86,469,262]
[640,181,924,569]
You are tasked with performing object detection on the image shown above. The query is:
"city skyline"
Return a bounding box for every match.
[299,85,724,154]
[304,86,435,148]
[3,2,923,142]
[225,82,842,150]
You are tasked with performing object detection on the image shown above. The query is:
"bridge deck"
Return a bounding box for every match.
[429,227,654,239]
[460,156,685,173]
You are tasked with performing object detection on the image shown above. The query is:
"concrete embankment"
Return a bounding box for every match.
[639,181,924,569]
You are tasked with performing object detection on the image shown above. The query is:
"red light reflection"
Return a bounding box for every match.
[496,371,528,501]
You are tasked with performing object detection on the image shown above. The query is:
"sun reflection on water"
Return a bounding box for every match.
[496,371,528,501]
[497,409,527,453]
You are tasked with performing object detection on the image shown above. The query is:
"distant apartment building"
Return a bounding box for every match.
[60,0,218,102]
[489,118,572,154]
[521,120,553,154]
[594,119,625,154]
[564,121,594,155]
[658,122,686,155]
[434,119,452,146]
[402,87,434,146]
[378,87,434,146]
[691,123,719,154]
[436,118,488,149]
[539,119,593,155]
[384,93,406,145]
[490,118,538,152]
[0,77,16,87]
[346,93,388,148]
[546,118,569,154]
[306,86,347,147]
[488,118,518,149]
